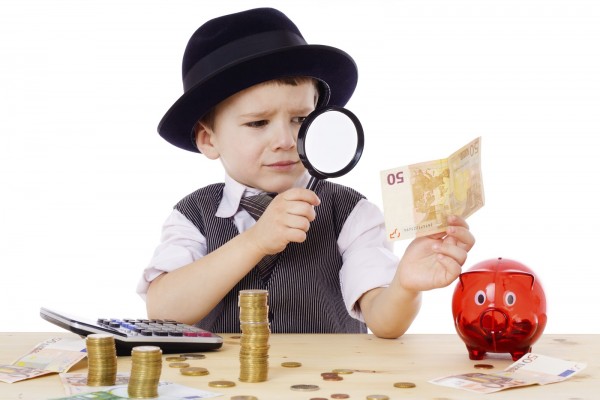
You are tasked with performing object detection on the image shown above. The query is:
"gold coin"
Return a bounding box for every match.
[165,356,187,362]
[393,381,416,388]
[169,362,190,368]
[208,380,236,388]
[332,368,353,374]
[367,396,390,400]
[331,394,350,399]
[474,363,494,369]
[290,384,320,391]
[181,353,206,359]
[281,361,302,368]
[180,366,209,376]
[230,396,258,400]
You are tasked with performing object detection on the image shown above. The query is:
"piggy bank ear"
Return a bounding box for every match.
[503,272,535,289]
[458,271,484,290]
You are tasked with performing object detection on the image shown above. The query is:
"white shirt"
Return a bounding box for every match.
[137,173,398,321]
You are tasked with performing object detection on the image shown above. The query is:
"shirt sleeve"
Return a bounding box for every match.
[136,209,207,300]
[338,199,399,321]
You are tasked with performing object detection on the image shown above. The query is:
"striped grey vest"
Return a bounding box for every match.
[174,181,368,334]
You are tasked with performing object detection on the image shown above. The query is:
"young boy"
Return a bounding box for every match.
[136,7,475,338]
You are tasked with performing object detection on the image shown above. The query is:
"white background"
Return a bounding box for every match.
[1,0,599,334]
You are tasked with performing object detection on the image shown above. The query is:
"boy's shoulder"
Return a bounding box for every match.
[177,183,225,204]
[174,181,366,205]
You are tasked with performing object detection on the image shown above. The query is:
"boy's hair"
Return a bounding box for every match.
[195,76,319,134]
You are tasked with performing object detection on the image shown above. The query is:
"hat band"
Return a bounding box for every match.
[183,30,307,91]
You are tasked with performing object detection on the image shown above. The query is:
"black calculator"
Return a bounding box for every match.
[40,307,223,356]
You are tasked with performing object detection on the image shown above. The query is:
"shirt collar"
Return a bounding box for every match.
[215,172,311,218]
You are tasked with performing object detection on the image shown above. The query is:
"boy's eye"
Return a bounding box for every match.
[292,116,307,124]
[245,120,268,128]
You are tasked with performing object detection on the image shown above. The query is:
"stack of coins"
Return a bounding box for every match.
[86,334,117,386]
[238,289,270,382]
[127,346,162,398]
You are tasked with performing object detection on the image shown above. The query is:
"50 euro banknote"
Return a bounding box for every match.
[380,137,484,240]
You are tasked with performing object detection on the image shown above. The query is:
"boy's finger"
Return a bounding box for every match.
[280,188,321,205]
[447,215,470,229]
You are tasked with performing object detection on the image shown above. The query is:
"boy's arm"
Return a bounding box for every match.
[146,230,267,325]
[146,188,320,325]
[359,216,475,338]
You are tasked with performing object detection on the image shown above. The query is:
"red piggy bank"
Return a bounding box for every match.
[452,257,547,361]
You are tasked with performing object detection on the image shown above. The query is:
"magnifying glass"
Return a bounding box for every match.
[297,106,365,191]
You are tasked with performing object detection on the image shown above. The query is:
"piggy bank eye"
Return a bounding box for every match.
[474,290,486,305]
[504,291,517,306]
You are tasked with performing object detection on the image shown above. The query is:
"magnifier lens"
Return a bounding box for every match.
[297,106,364,190]
[304,112,359,174]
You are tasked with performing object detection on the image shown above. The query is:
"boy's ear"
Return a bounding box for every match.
[195,124,220,159]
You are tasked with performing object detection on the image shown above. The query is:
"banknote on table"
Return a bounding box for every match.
[380,137,484,240]
[0,337,87,383]
[59,372,130,395]
[429,353,587,394]
[51,380,222,399]
[0,364,52,383]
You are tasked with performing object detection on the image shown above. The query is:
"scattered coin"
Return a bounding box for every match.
[281,361,302,368]
[332,368,354,374]
[393,381,416,388]
[367,395,390,400]
[331,394,350,399]
[180,366,209,376]
[474,363,494,369]
[321,372,343,381]
[165,356,187,362]
[169,362,190,368]
[208,380,236,388]
[230,396,257,400]
[181,353,206,359]
[290,384,320,391]
[309,398,329,400]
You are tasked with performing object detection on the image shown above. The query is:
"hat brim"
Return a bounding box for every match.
[157,45,358,153]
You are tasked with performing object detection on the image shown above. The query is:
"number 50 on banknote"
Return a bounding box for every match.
[380,137,485,240]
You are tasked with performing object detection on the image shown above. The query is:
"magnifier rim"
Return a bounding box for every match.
[297,105,364,180]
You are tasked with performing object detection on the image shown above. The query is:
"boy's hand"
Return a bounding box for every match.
[246,188,320,255]
[395,215,475,292]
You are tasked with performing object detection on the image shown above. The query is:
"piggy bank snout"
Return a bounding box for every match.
[480,308,509,335]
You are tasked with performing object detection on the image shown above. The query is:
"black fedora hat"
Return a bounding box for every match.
[157,7,358,153]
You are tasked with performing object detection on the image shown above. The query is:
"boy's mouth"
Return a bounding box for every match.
[266,160,299,169]
[267,160,299,167]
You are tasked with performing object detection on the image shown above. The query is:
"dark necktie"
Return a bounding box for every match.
[239,193,278,283]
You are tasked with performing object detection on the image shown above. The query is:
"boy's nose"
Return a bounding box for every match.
[271,124,297,150]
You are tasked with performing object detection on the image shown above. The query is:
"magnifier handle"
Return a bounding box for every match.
[306,176,319,191]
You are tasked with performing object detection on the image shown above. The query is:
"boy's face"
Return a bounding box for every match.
[196,81,318,193]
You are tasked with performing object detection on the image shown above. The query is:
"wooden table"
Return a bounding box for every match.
[1,332,597,399]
